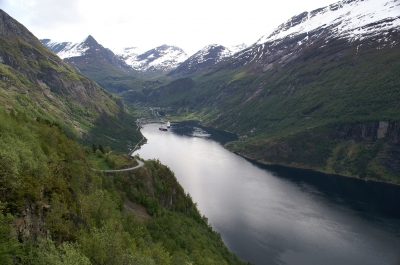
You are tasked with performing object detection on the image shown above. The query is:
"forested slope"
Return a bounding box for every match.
[0,111,248,265]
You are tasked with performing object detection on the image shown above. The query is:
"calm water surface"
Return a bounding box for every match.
[134,122,400,265]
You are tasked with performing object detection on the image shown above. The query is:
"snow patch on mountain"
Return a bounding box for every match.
[167,43,247,76]
[256,0,400,45]
[227,43,248,55]
[113,45,188,72]
[112,47,142,66]
[191,44,247,64]
[41,37,94,59]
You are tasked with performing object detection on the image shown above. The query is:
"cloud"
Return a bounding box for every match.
[19,0,82,28]
[1,0,338,55]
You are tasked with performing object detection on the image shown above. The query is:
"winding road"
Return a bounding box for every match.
[93,159,145,173]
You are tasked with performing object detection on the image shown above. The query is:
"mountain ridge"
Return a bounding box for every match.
[168,43,247,77]
[117,44,188,72]
[221,0,399,71]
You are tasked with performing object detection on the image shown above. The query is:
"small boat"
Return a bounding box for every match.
[167,121,171,128]
[159,126,168,131]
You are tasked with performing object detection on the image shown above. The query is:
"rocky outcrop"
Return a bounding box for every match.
[13,202,50,241]
[379,122,400,173]
[331,121,400,175]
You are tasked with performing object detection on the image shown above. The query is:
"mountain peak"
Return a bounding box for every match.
[83,35,99,46]
[116,44,188,72]
[167,43,247,76]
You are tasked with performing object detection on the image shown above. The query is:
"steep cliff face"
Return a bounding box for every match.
[331,121,400,175]
[383,122,400,173]
[330,121,388,144]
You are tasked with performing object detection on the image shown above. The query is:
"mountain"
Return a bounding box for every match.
[40,36,147,93]
[43,40,188,74]
[219,0,400,70]
[168,43,247,76]
[41,35,131,72]
[146,0,400,183]
[115,44,188,73]
[41,39,187,92]
[0,9,141,150]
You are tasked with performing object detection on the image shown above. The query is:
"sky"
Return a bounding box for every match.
[1,0,337,55]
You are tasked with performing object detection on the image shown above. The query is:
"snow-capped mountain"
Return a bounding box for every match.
[42,38,188,73]
[113,46,142,66]
[256,0,399,45]
[168,43,247,76]
[226,0,399,70]
[41,39,89,59]
[41,35,131,72]
[115,44,188,72]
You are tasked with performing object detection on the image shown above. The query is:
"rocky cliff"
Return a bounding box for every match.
[331,121,400,175]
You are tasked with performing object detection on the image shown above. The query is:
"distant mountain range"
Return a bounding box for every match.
[41,37,247,76]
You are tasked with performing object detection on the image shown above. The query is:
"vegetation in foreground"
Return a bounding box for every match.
[0,110,249,265]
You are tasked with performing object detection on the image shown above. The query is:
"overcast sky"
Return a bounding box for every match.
[1,0,336,55]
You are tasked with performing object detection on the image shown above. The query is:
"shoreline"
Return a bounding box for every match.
[232,150,400,187]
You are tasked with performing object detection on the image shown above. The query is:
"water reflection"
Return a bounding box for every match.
[168,120,238,144]
[135,122,400,265]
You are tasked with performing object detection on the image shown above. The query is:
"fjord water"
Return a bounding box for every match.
[134,122,400,265]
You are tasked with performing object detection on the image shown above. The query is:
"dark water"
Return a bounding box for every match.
[134,122,400,265]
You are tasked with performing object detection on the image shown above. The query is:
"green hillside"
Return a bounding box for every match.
[0,10,142,151]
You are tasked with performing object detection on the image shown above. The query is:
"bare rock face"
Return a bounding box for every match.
[13,202,50,240]
[331,121,400,174]
[380,122,400,173]
[377,121,389,139]
[331,122,382,144]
